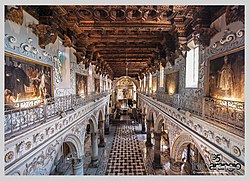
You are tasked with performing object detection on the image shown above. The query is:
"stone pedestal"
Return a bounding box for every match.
[91,132,98,167]
[72,158,84,175]
[145,119,153,147]
[153,132,162,168]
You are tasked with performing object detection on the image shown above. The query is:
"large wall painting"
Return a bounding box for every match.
[208,49,244,102]
[76,73,88,97]
[166,71,179,95]
[5,53,53,106]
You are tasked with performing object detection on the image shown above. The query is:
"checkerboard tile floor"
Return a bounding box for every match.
[105,125,147,175]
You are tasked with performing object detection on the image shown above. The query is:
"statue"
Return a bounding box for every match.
[217,55,234,96]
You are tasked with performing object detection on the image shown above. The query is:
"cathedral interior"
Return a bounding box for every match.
[3,5,245,176]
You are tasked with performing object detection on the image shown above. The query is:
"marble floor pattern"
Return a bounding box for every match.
[56,122,170,175]
[105,125,147,175]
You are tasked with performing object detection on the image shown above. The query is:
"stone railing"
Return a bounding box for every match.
[154,93,244,137]
[139,93,244,172]
[4,92,110,140]
[202,97,244,137]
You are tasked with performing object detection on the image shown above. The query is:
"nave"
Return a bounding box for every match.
[53,115,170,175]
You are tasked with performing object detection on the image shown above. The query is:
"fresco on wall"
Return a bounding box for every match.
[166,71,179,95]
[208,50,244,102]
[95,78,100,93]
[76,73,88,97]
[5,54,53,106]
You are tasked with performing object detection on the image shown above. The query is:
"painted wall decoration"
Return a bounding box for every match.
[5,53,53,106]
[76,73,88,97]
[165,71,179,95]
[95,78,100,93]
[208,49,244,102]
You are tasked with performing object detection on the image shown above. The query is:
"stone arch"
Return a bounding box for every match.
[98,109,105,121]
[146,107,157,121]
[50,133,83,174]
[63,134,83,157]
[112,76,139,89]
[171,134,210,167]
[88,115,98,133]
[154,114,165,133]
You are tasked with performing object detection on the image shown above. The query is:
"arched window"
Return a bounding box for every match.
[185,40,199,88]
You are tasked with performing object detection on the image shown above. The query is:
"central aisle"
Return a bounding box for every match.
[105,125,147,175]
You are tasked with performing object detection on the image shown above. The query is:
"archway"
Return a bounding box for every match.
[145,108,156,147]
[171,134,210,175]
[84,116,99,169]
[112,76,138,117]
[98,110,105,147]
[51,135,83,175]
[152,115,171,169]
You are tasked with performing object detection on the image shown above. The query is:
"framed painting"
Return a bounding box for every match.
[4,52,53,105]
[208,49,244,102]
[76,73,88,97]
[165,71,179,95]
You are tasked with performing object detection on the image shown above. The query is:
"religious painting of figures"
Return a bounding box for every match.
[165,71,179,95]
[95,78,100,93]
[4,54,53,106]
[208,49,244,102]
[76,73,88,97]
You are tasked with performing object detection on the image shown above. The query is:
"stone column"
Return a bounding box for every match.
[91,132,98,167]
[145,119,153,147]
[170,159,182,175]
[72,157,84,175]
[105,114,110,135]
[141,114,146,134]
[153,132,162,168]
[98,120,105,147]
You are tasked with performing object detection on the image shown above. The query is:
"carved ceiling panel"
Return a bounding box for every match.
[20,5,230,79]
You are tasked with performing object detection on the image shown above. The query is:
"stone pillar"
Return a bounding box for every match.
[145,119,153,147]
[98,120,105,147]
[105,114,110,135]
[91,132,98,167]
[72,157,84,175]
[153,132,162,168]
[141,114,146,134]
[170,159,182,175]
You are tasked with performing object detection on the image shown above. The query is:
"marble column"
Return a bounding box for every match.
[72,157,84,175]
[145,119,153,147]
[98,120,105,147]
[170,159,182,175]
[141,114,146,134]
[104,114,110,135]
[91,132,98,167]
[153,132,162,168]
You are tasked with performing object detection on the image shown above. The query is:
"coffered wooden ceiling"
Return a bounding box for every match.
[18,5,235,79]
